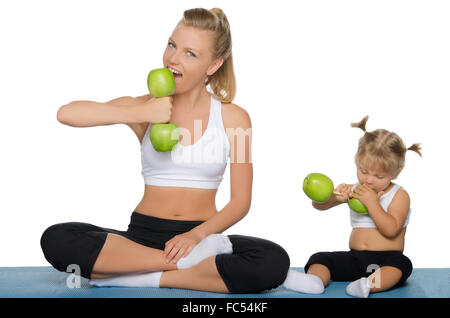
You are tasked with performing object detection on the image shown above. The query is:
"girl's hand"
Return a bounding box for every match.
[352,184,385,209]
[143,96,173,123]
[163,230,203,264]
[333,183,354,202]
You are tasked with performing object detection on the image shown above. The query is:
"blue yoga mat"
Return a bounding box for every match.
[0,267,448,298]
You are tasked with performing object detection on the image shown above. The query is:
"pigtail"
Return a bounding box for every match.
[407,143,422,157]
[351,115,369,132]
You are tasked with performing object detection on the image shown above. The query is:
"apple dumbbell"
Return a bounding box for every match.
[147,68,179,152]
[302,173,369,214]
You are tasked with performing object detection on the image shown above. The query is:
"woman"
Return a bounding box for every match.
[41,7,290,294]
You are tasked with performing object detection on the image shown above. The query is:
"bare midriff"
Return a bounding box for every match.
[134,185,218,221]
[349,227,406,252]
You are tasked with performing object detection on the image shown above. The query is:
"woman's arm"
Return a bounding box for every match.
[163,103,252,264]
[56,95,172,127]
[192,103,253,238]
[192,164,252,239]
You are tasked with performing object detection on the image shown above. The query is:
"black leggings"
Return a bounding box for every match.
[40,211,290,294]
[304,250,413,285]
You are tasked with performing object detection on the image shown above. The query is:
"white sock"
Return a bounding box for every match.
[282,269,325,294]
[176,234,233,269]
[346,277,371,298]
[89,271,162,288]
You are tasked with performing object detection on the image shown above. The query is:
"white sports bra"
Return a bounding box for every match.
[350,183,411,228]
[140,95,230,189]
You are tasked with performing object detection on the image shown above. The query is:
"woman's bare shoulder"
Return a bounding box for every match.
[221,102,251,130]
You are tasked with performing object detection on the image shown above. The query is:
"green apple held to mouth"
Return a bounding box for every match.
[348,187,377,214]
[303,173,334,203]
[147,68,175,97]
[348,198,369,214]
[150,123,180,152]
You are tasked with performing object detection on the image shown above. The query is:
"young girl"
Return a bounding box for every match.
[283,115,421,297]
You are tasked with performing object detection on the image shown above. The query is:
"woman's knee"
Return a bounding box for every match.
[256,240,290,287]
[40,222,106,278]
[229,236,290,292]
[40,223,74,272]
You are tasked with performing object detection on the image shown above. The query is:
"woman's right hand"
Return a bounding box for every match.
[333,183,354,203]
[143,96,173,123]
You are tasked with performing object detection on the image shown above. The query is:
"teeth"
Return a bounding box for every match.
[168,67,181,75]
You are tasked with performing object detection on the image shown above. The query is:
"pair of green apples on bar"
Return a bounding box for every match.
[303,173,369,214]
[147,68,180,152]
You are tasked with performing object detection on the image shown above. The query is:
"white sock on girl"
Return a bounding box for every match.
[346,277,371,298]
[282,269,325,294]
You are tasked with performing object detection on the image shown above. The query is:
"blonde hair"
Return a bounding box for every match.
[180,7,236,103]
[351,115,422,178]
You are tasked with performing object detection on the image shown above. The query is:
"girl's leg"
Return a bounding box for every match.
[346,266,403,298]
[292,251,357,294]
[281,263,330,294]
[368,266,402,293]
[306,264,331,287]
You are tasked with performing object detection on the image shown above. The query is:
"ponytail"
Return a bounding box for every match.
[181,7,236,103]
[351,115,377,141]
[351,115,369,132]
[407,143,422,157]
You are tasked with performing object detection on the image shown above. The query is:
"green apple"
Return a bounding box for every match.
[147,68,178,151]
[348,198,368,214]
[149,123,180,152]
[147,68,175,97]
[303,173,334,203]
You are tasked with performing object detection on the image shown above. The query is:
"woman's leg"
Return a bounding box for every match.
[162,235,292,293]
[92,232,232,278]
[213,235,290,294]
[92,235,290,293]
[42,223,289,293]
[91,233,176,278]
[40,222,176,279]
[160,256,229,293]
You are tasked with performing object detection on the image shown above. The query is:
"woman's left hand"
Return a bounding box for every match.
[163,230,203,264]
[352,183,384,209]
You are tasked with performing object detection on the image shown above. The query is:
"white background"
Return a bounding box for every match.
[1,0,449,268]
